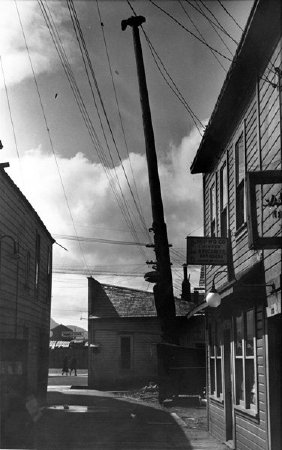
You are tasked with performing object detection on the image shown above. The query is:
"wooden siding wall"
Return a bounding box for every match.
[0,170,53,393]
[88,319,161,388]
[204,38,281,293]
[204,38,281,450]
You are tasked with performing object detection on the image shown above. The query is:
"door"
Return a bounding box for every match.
[223,322,234,447]
[268,315,282,449]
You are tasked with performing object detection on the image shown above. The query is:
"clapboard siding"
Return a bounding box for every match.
[89,319,161,388]
[0,168,53,399]
[209,402,225,442]
[201,24,281,448]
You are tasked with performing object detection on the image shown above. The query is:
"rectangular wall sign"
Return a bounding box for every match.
[186,237,229,265]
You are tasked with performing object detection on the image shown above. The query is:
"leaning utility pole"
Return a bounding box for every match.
[122,16,177,344]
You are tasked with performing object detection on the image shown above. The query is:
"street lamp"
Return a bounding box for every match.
[206,270,228,308]
[206,269,276,308]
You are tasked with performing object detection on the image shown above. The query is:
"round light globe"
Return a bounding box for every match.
[206,291,221,308]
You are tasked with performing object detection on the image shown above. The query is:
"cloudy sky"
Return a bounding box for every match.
[0,0,253,327]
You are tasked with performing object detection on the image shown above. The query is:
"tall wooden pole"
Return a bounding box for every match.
[122,16,177,344]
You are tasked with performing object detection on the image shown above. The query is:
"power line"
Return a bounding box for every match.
[149,0,232,62]
[38,0,149,262]
[194,0,234,58]
[217,0,244,33]
[127,0,204,135]
[96,0,149,243]
[178,1,227,73]
[53,234,148,246]
[0,56,23,181]
[189,0,238,47]
[15,0,90,275]
[67,0,149,254]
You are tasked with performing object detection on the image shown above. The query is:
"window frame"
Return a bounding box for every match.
[233,308,258,415]
[210,181,217,237]
[234,129,246,231]
[209,321,223,401]
[219,161,228,237]
[119,335,133,371]
[47,246,52,302]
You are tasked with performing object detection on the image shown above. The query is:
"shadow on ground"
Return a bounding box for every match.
[34,389,193,449]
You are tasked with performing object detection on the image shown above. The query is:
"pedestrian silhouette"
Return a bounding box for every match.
[70,356,77,376]
[62,355,69,376]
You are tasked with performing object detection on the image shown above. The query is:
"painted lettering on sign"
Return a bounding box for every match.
[186,237,228,265]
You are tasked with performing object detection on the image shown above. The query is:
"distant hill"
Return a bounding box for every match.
[50,319,87,338]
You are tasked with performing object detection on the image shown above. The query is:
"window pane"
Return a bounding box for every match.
[235,133,244,185]
[210,184,216,220]
[220,164,228,209]
[221,208,227,237]
[209,326,214,356]
[216,359,222,397]
[246,310,254,356]
[210,359,215,394]
[235,359,244,403]
[236,181,245,228]
[120,337,131,369]
[215,323,221,356]
[246,360,256,406]
[235,314,243,356]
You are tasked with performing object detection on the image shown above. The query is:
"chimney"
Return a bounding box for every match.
[181,264,191,302]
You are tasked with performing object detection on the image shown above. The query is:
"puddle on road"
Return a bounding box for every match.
[47,405,110,413]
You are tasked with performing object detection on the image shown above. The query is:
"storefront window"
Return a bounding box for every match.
[209,321,222,400]
[234,308,257,412]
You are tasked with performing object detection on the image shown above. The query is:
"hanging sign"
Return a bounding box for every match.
[186,237,228,265]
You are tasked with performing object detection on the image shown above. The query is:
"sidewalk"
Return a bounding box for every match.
[32,385,228,450]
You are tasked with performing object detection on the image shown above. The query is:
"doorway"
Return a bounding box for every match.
[268,315,282,449]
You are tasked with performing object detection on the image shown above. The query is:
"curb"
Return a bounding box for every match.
[170,412,187,428]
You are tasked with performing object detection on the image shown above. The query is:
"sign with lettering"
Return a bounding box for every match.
[186,237,228,265]
[62,330,83,338]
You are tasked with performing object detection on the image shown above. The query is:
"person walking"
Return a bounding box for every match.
[70,356,77,376]
[62,355,69,376]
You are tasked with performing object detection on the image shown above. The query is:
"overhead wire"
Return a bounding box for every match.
[14,0,90,274]
[194,0,234,58]
[96,0,150,243]
[38,0,135,240]
[38,0,149,261]
[0,56,23,183]
[217,0,244,33]
[197,0,237,53]
[126,0,204,135]
[148,0,232,62]
[67,0,150,251]
[178,1,227,73]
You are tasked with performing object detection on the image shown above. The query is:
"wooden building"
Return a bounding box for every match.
[0,165,54,446]
[190,1,281,449]
[87,277,205,390]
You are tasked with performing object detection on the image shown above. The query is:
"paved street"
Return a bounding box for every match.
[31,374,228,450]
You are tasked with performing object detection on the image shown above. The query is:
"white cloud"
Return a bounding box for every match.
[6,125,203,326]
[0,1,73,87]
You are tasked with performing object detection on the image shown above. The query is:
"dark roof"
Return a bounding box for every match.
[190,0,281,174]
[91,282,191,318]
[1,167,54,242]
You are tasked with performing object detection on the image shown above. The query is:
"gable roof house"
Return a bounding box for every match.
[87,277,204,390]
[0,165,54,448]
[190,1,281,449]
